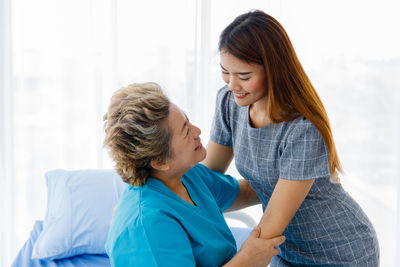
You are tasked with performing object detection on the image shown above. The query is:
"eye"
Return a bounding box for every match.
[239,76,250,81]
[221,71,229,75]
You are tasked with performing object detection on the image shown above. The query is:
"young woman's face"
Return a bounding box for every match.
[220,51,268,107]
[166,104,206,172]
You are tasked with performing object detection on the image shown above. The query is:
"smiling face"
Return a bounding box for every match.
[164,104,206,174]
[220,51,268,107]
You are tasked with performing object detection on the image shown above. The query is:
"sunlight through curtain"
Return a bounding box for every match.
[1,0,399,266]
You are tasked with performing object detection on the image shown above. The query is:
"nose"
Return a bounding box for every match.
[191,124,201,139]
[227,76,239,92]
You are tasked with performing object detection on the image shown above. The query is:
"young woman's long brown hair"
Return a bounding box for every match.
[219,10,342,178]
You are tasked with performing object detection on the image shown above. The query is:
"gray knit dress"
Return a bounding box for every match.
[210,86,379,266]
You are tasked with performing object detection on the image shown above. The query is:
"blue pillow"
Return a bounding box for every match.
[31,169,126,260]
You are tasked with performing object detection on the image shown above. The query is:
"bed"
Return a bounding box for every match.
[12,169,253,267]
[12,220,111,267]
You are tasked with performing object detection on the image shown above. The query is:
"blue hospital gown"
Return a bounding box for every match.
[210,86,379,266]
[105,163,239,267]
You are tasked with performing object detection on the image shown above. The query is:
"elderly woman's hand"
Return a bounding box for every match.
[237,226,285,267]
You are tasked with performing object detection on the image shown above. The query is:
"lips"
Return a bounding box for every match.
[195,143,203,151]
[233,92,249,99]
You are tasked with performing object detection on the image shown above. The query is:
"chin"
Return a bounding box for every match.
[201,149,207,160]
[198,149,207,162]
[234,99,251,107]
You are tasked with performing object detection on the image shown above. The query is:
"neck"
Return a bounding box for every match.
[151,170,184,192]
[151,168,195,205]
[250,95,269,115]
[249,98,270,128]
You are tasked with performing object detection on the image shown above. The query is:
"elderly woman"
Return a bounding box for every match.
[103,82,285,267]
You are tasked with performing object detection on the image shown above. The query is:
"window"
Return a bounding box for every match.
[1,0,399,266]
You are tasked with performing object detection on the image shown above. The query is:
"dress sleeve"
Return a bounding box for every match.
[110,214,196,267]
[196,164,239,212]
[210,86,233,146]
[279,119,331,180]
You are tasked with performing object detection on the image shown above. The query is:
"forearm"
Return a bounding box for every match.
[258,207,289,239]
[258,178,314,239]
[201,141,233,173]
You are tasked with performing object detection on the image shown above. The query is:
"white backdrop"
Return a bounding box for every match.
[1,0,399,266]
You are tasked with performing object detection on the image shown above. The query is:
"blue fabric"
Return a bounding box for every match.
[12,222,251,267]
[105,163,240,267]
[210,86,380,266]
[12,220,111,267]
[32,169,126,260]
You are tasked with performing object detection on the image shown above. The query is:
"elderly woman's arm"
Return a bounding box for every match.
[110,212,283,267]
[223,227,285,267]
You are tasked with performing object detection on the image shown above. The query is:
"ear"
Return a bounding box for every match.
[150,158,170,171]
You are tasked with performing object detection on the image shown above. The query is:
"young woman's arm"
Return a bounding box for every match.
[201,140,233,173]
[202,140,261,211]
[258,178,314,239]
[203,142,313,239]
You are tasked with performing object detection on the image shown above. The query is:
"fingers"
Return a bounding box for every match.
[271,235,285,246]
[250,226,261,238]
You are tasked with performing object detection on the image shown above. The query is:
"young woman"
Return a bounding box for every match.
[103,82,285,267]
[202,10,379,266]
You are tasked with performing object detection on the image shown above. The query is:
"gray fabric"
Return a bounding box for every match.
[210,86,379,266]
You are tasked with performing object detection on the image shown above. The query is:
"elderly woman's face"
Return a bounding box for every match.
[166,104,206,172]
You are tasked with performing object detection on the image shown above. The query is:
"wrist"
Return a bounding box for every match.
[223,250,249,267]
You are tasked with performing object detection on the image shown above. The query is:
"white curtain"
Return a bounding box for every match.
[1,0,399,266]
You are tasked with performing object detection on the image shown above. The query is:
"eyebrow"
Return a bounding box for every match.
[220,64,252,75]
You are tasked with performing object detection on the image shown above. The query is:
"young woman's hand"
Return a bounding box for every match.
[237,226,285,267]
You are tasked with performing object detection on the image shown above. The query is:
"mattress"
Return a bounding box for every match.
[12,220,251,267]
[11,220,111,267]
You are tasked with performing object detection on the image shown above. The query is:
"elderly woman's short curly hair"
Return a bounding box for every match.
[103,82,171,187]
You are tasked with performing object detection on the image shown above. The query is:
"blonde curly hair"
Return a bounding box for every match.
[103,82,171,187]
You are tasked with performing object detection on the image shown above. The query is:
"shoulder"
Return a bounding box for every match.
[186,163,210,175]
[216,84,230,97]
[284,117,321,141]
[185,163,222,181]
[184,164,212,185]
[110,193,180,240]
[117,184,141,211]
[215,85,232,105]
[113,183,173,229]
[107,185,142,237]
[184,164,238,192]
[184,164,220,191]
